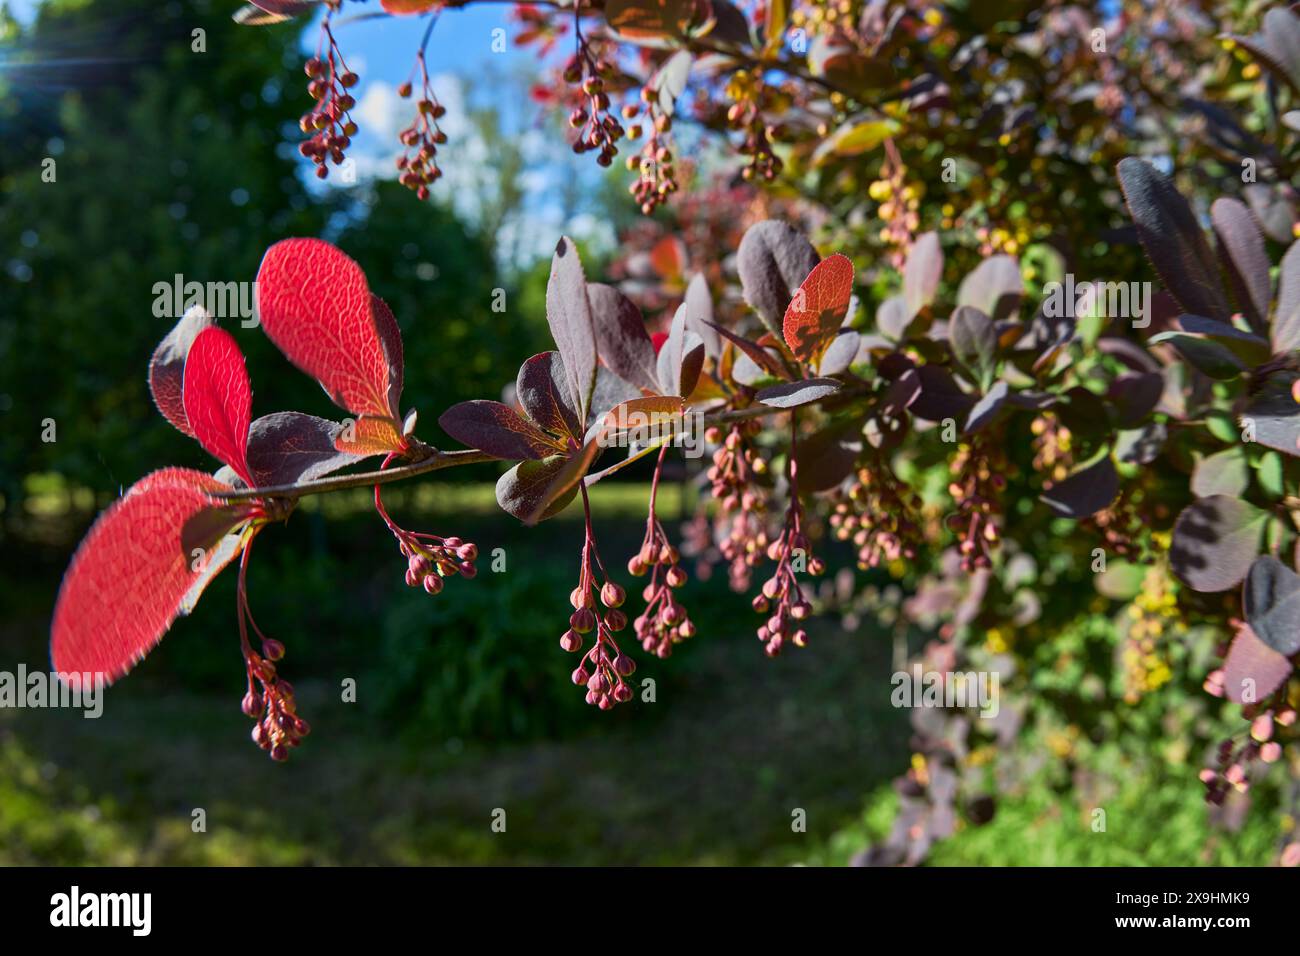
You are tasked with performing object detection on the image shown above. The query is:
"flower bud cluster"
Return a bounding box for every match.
[562,520,635,709]
[564,50,624,169]
[395,54,447,201]
[945,440,1005,573]
[624,90,677,214]
[628,507,694,658]
[705,422,770,590]
[298,24,359,182]
[830,464,922,570]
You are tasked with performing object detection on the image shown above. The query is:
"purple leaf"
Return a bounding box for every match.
[1241,374,1300,457]
[587,283,659,393]
[908,365,974,422]
[817,329,860,376]
[1222,625,1293,705]
[1243,555,1300,656]
[736,220,820,336]
[708,321,788,379]
[903,232,942,319]
[964,381,1008,433]
[756,377,841,408]
[796,426,862,492]
[546,237,598,424]
[1272,241,1300,354]
[1211,198,1271,336]
[1117,157,1231,322]
[683,273,720,358]
[496,456,580,523]
[148,305,216,437]
[517,351,582,443]
[1039,455,1118,518]
[876,294,911,341]
[587,366,643,429]
[438,400,559,461]
[246,411,367,486]
[956,257,1022,320]
[1170,495,1267,592]
[1107,371,1164,428]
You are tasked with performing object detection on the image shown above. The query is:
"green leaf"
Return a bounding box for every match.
[1257,451,1285,498]
[1191,447,1249,498]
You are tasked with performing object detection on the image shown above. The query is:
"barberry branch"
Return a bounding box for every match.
[212,388,863,504]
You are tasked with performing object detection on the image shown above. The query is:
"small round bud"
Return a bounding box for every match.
[423,574,444,595]
[601,582,626,608]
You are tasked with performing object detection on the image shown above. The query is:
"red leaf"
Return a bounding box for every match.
[255,238,400,422]
[148,306,216,437]
[650,331,670,355]
[371,294,404,421]
[438,400,562,460]
[183,327,254,486]
[649,235,687,282]
[334,415,409,456]
[380,0,441,13]
[50,469,247,683]
[783,254,854,365]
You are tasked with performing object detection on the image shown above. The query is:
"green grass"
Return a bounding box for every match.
[1,478,1276,866]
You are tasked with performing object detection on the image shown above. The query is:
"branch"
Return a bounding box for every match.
[213,386,861,503]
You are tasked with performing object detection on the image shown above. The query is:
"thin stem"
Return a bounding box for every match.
[214,385,864,505]
[646,443,669,519]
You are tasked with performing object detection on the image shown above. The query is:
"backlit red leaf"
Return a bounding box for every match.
[782,253,854,365]
[50,468,247,683]
[183,327,254,486]
[255,238,400,422]
[381,0,441,13]
[334,415,409,456]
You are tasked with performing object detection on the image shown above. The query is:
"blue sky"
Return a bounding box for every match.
[8,0,613,261]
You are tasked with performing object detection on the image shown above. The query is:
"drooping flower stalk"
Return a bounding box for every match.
[299,17,359,181]
[396,14,448,201]
[705,421,770,591]
[830,461,922,570]
[629,445,694,658]
[753,413,821,657]
[236,527,309,762]
[945,437,1005,573]
[562,480,636,709]
[376,453,477,596]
